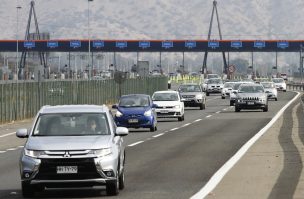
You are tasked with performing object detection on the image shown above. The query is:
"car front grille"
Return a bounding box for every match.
[157,106,174,109]
[35,158,101,180]
[242,97,259,101]
[182,95,195,98]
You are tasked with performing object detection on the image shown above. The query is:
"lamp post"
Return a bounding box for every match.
[16,5,22,80]
[88,0,93,78]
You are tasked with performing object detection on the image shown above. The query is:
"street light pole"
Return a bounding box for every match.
[88,0,93,78]
[16,5,22,80]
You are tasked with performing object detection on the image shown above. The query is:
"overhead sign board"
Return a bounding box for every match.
[70,40,81,48]
[254,41,265,48]
[277,41,289,49]
[24,41,35,48]
[162,41,173,48]
[208,40,219,48]
[231,41,242,48]
[139,41,150,48]
[185,41,196,48]
[93,41,104,48]
[116,41,127,48]
[47,41,58,48]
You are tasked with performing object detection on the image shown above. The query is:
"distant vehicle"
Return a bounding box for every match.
[152,90,185,121]
[272,78,287,92]
[178,83,206,110]
[206,74,220,79]
[202,79,209,92]
[280,73,288,80]
[17,105,128,197]
[230,82,252,106]
[112,94,158,132]
[205,78,224,96]
[260,82,278,101]
[221,82,236,99]
[234,84,268,112]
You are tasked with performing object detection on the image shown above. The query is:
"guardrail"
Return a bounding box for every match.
[287,83,304,91]
[0,77,167,124]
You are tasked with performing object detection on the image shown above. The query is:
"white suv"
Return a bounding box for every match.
[272,78,287,92]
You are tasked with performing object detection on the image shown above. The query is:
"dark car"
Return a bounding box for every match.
[112,94,158,132]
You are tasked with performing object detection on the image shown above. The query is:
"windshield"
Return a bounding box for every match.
[232,83,243,90]
[273,78,284,83]
[239,85,264,93]
[119,95,150,107]
[224,82,235,88]
[152,92,179,101]
[178,85,202,92]
[261,82,274,88]
[207,79,222,84]
[32,113,110,136]
[207,74,219,79]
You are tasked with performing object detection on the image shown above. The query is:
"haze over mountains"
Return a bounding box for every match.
[1,0,304,40]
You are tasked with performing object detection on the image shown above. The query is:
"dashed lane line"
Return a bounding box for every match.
[194,119,202,123]
[206,115,212,118]
[170,127,179,131]
[153,133,164,138]
[128,141,144,147]
[182,123,191,127]
[0,151,6,153]
[6,148,17,151]
[216,111,221,114]
[0,132,16,138]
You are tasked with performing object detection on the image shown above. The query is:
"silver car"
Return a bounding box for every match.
[261,82,278,101]
[234,84,268,112]
[16,105,128,197]
[178,83,206,110]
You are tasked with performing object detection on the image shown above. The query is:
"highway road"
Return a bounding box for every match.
[0,91,297,199]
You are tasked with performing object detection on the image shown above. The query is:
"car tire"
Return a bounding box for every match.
[283,90,287,92]
[22,181,35,198]
[275,98,278,101]
[221,96,225,99]
[206,92,210,96]
[263,105,268,112]
[150,124,157,132]
[230,101,234,106]
[235,106,240,112]
[106,171,119,196]
[119,169,125,190]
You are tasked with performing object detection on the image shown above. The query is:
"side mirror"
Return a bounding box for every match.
[116,127,129,136]
[152,104,158,108]
[16,129,28,138]
[112,104,118,109]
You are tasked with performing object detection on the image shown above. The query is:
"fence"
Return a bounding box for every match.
[0,77,168,124]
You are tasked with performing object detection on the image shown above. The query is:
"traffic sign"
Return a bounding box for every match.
[70,40,81,48]
[139,41,150,48]
[277,41,289,49]
[162,41,173,48]
[47,41,58,48]
[228,65,236,73]
[24,41,35,48]
[231,41,242,48]
[93,41,104,48]
[208,40,219,48]
[254,41,265,48]
[185,41,196,48]
[116,41,127,48]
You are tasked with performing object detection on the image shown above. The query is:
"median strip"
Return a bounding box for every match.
[128,141,144,147]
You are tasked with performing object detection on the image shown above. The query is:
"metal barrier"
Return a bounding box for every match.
[0,77,167,124]
[287,83,304,91]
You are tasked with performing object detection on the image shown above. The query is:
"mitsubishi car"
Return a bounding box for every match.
[16,105,128,197]
[152,90,185,121]
[178,83,206,110]
[234,84,268,112]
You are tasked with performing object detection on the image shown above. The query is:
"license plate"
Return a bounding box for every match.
[128,119,138,123]
[57,166,78,174]
[160,110,169,113]
[247,102,255,105]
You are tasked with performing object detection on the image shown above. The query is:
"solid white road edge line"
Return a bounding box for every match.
[128,141,144,147]
[191,92,300,199]
[0,132,16,138]
[153,133,164,138]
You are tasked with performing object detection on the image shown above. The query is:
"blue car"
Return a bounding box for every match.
[112,94,158,132]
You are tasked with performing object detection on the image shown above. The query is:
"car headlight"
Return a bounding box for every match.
[24,148,45,158]
[174,105,180,109]
[259,97,266,102]
[195,94,203,99]
[144,109,152,116]
[237,99,243,103]
[90,148,112,157]
[115,111,123,117]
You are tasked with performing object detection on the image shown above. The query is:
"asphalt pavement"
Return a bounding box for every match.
[0,91,297,199]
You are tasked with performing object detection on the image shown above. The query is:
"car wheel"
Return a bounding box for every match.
[230,101,234,106]
[119,168,125,190]
[221,96,225,99]
[106,171,119,196]
[283,90,287,92]
[22,181,35,198]
[235,106,240,112]
[275,98,278,101]
[150,124,157,132]
[206,92,210,96]
[263,105,268,112]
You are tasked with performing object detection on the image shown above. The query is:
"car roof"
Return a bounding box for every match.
[153,90,178,94]
[179,83,200,86]
[121,94,150,97]
[39,105,109,114]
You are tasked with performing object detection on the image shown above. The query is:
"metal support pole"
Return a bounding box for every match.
[300,45,303,84]
[159,52,162,73]
[114,52,117,71]
[182,52,185,73]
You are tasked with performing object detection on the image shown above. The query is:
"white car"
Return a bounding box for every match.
[221,82,236,99]
[261,82,278,101]
[152,90,185,121]
[229,82,252,106]
[272,78,287,92]
[205,78,224,96]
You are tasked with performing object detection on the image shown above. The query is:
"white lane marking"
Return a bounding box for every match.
[223,108,227,111]
[128,141,144,147]
[191,92,301,199]
[153,133,164,138]
[0,132,16,138]
[170,128,179,131]
[10,192,17,195]
[206,115,212,118]
[194,119,202,123]
[206,96,221,101]
[182,123,191,127]
[6,148,17,151]
[0,151,6,153]
[215,111,221,114]
[164,131,169,133]
[18,146,24,148]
